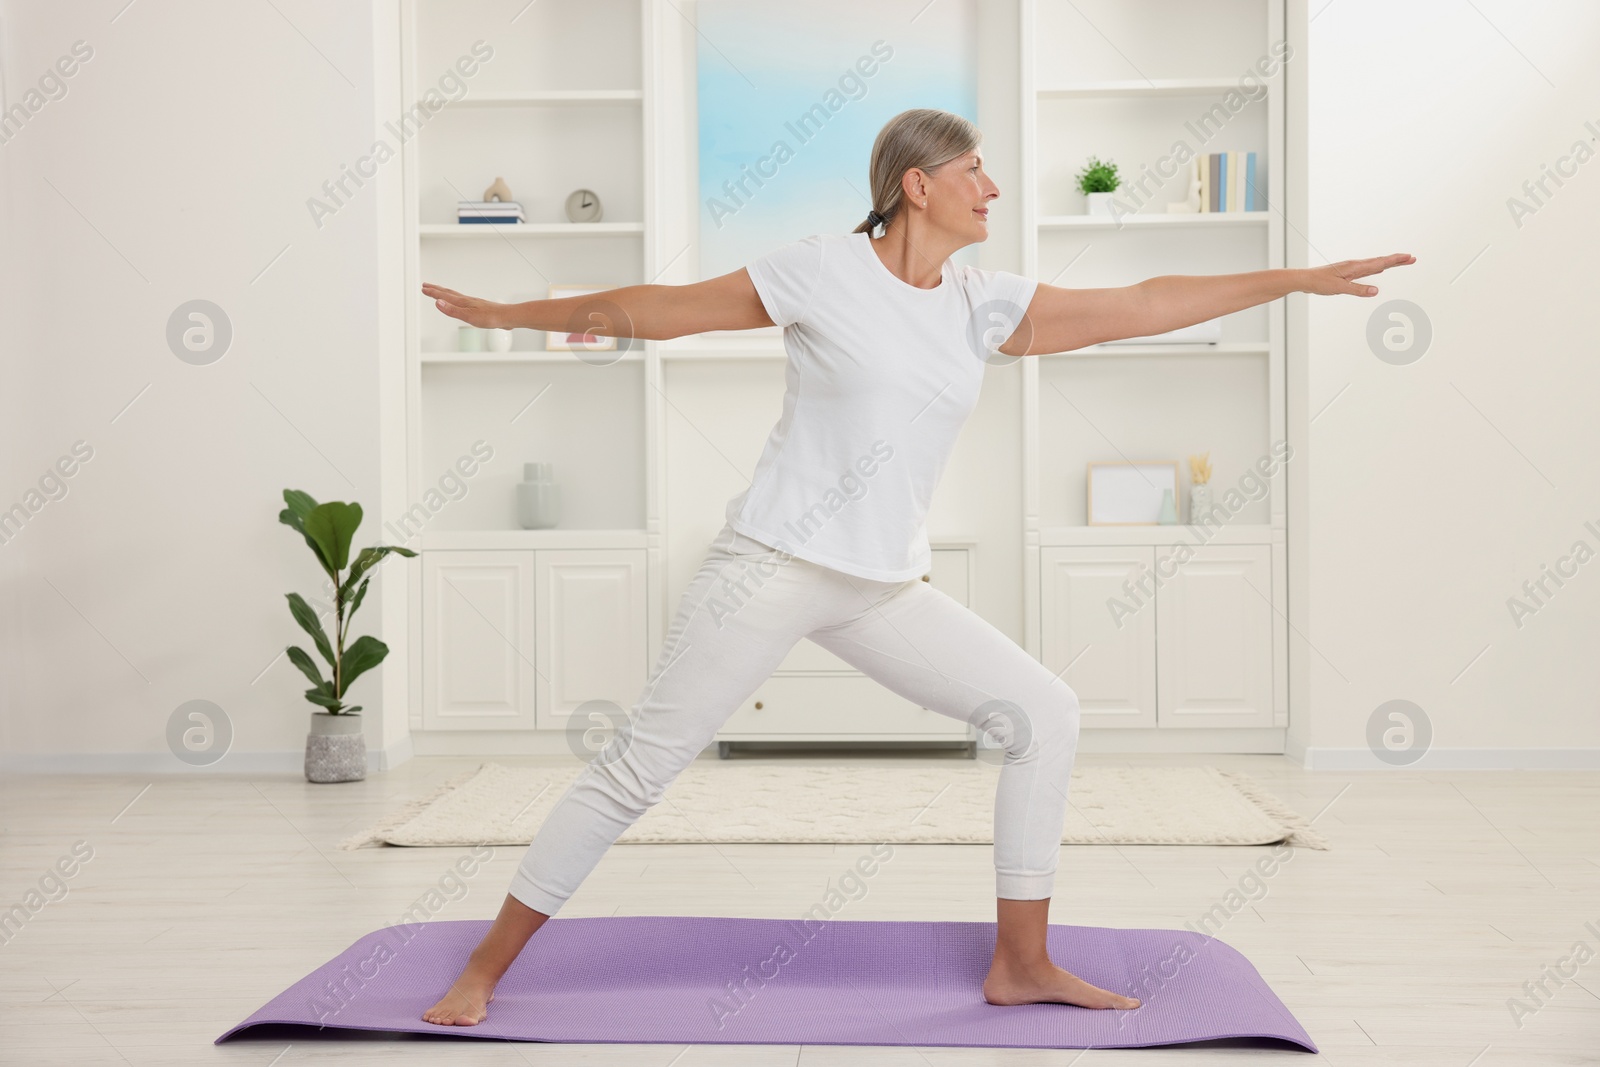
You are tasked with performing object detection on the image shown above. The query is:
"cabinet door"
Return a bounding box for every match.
[1039,547,1157,728]
[776,547,972,673]
[421,551,537,730]
[534,549,648,729]
[1155,544,1273,728]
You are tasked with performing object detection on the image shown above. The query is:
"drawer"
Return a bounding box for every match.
[720,674,971,738]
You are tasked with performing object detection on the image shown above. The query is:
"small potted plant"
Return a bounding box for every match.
[1075,156,1121,216]
[279,489,417,783]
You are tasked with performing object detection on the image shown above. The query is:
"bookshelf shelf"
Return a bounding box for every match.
[1038,524,1276,547]
[1038,78,1243,99]
[420,350,647,364]
[657,332,787,359]
[1038,212,1268,230]
[1045,342,1271,358]
[456,89,644,107]
[417,222,645,237]
[420,528,651,551]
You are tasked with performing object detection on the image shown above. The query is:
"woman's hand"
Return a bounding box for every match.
[1300,253,1416,297]
[422,283,512,329]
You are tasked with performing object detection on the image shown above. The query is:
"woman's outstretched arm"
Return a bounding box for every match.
[998,253,1416,357]
[422,268,775,341]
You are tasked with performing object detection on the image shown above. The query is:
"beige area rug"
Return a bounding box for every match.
[341,762,1327,851]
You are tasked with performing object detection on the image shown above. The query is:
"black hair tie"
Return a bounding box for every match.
[865,208,886,228]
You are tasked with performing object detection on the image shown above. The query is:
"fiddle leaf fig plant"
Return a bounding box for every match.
[279,489,417,714]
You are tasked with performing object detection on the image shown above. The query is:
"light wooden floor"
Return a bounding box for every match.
[3,751,1597,1065]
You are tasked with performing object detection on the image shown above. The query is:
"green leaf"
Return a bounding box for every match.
[336,634,389,696]
[341,544,419,602]
[280,491,330,569]
[278,489,318,533]
[285,645,326,689]
[348,577,371,618]
[304,501,363,573]
[343,706,363,715]
[304,686,343,710]
[286,592,336,667]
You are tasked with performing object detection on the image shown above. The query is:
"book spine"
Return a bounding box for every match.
[1208,153,1219,212]
[1246,151,1257,211]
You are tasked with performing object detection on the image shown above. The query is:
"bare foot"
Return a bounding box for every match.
[983,958,1141,1010]
[421,976,496,1026]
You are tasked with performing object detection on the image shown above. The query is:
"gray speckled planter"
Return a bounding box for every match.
[305,711,366,783]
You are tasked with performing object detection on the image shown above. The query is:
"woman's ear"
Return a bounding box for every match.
[901,168,926,206]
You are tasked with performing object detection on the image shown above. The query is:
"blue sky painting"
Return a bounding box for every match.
[696,0,979,279]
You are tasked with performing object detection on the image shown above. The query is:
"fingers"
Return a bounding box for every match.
[421,283,471,304]
[1353,253,1416,277]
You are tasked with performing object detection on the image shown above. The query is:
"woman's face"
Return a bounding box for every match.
[920,148,999,243]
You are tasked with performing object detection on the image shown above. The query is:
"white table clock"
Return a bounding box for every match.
[564,189,602,223]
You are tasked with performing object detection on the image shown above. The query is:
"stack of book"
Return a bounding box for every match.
[1197,151,1261,212]
[457,199,525,224]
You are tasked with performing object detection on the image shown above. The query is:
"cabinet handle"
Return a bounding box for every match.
[920,574,930,582]
[753,701,763,710]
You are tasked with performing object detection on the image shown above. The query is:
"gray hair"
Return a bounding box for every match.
[853,108,982,235]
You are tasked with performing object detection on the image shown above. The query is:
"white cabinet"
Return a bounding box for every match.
[1040,547,1157,728]
[420,551,538,731]
[421,549,647,731]
[1039,543,1274,729]
[1155,544,1274,728]
[717,547,977,749]
[533,549,648,729]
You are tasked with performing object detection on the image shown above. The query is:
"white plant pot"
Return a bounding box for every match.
[305,710,366,783]
[1085,191,1116,216]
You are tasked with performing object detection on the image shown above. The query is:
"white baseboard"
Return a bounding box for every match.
[0,736,417,775]
[1298,748,1600,770]
[9,739,1597,773]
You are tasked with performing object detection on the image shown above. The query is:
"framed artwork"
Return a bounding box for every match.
[545,285,617,352]
[695,0,978,281]
[1086,461,1179,525]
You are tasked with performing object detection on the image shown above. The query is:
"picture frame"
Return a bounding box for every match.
[544,285,617,352]
[1086,461,1180,525]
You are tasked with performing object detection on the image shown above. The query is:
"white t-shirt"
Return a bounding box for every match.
[727,230,1038,582]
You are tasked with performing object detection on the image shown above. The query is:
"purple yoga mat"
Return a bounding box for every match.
[216,916,1316,1051]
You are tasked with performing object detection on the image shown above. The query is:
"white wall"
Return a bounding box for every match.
[0,0,395,770]
[1297,0,1600,766]
[4,0,1595,770]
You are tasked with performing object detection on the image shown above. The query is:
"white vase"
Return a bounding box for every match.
[1085,191,1116,216]
[1190,483,1214,524]
[517,461,561,529]
[488,328,514,353]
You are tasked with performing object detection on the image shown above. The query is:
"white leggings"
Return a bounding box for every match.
[508,522,1082,916]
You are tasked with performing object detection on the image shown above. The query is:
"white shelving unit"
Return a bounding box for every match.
[398,0,662,746]
[388,0,1299,757]
[1021,0,1290,746]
